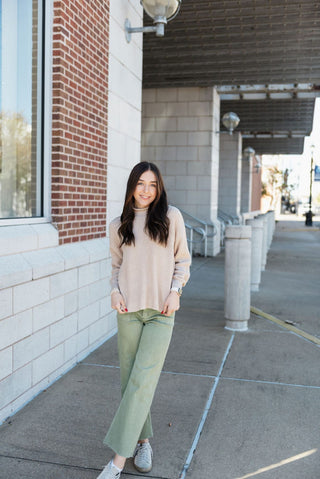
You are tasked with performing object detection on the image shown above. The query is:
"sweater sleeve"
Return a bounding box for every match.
[171,208,191,290]
[109,220,123,291]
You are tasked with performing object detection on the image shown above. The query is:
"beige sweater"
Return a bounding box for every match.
[109,205,191,313]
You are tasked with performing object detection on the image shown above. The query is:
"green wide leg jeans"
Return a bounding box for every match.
[103,309,174,458]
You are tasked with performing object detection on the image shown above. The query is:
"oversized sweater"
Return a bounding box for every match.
[109,205,191,313]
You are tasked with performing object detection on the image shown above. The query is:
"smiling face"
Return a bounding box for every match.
[133,170,158,209]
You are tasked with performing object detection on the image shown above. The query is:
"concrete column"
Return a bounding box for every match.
[224,225,251,331]
[266,210,275,249]
[107,0,143,225]
[141,86,221,256]
[246,218,264,291]
[218,132,242,218]
[241,156,253,214]
[259,214,268,271]
[251,157,262,211]
[271,210,276,237]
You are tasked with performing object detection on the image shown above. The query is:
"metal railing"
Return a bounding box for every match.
[218,209,241,225]
[217,209,241,247]
[179,208,217,257]
[184,223,207,263]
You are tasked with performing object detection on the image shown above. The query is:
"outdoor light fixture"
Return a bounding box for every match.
[125,0,182,43]
[254,156,262,173]
[243,147,261,173]
[243,146,255,161]
[222,112,240,134]
[217,112,240,135]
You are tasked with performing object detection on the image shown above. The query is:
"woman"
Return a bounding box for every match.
[98,162,191,479]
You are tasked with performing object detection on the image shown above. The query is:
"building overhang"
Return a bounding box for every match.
[142,0,320,155]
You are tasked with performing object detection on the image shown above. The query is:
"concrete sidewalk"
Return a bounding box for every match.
[0,219,319,479]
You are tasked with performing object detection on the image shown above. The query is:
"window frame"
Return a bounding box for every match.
[0,0,53,226]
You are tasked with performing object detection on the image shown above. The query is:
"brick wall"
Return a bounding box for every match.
[51,0,110,243]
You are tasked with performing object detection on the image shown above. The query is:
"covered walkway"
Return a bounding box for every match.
[0,218,319,478]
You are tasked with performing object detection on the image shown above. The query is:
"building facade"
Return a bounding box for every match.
[0,0,144,424]
[0,0,261,424]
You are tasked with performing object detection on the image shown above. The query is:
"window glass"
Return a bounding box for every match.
[0,0,42,218]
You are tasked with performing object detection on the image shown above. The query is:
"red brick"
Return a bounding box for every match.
[51,0,109,243]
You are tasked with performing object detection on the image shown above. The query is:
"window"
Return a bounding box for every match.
[0,0,43,219]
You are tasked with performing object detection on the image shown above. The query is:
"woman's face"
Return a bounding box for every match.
[133,170,158,209]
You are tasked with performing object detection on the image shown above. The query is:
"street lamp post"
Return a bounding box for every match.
[305,146,314,226]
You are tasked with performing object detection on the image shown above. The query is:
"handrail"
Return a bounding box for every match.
[185,223,206,245]
[218,209,240,225]
[179,208,217,234]
[217,217,226,247]
[179,208,217,257]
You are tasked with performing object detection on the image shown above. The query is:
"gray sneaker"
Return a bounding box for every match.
[97,460,121,479]
[133,442,153,473]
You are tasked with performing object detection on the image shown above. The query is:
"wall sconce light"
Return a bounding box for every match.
[217,112,240,135]
[125,0,182,43]
[243,147,261,173]
[243,146,255,161]
[254,156,262,173]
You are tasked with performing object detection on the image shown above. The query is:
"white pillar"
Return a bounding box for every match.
[218,132,242,218]
[224,225,251,331]
[241,155,253,214]
[259,214,268,271]
[266,210,275,249]
[107,0,143,225]
[246,218,264,291]
[141,86,221,256]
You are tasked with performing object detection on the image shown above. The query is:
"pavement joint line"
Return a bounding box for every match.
[0,453,100,473]
[81,362,219,379]
[255,330,289,334]
[162,370,216,379]
[179,333,235,479]
[81,362,120,369]
[221,376,320,390]
[251,306,320,346]
[122,473,170,479]
[80,364,320,390]
[0,454,170,479]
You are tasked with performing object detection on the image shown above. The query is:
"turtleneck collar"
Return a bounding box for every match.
[133,206,148,216]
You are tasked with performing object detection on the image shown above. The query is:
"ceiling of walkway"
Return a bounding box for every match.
[142,0,320,154]
[220,97,315,154]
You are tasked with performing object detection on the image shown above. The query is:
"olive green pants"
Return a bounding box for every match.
[103,309,174,458]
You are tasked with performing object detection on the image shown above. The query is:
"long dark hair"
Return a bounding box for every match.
[118,162,169,246]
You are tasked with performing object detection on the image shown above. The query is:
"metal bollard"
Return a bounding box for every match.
[246,218,263,291]
[224,225,251,331]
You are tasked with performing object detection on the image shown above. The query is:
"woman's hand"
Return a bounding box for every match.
[162,291,180,316]
[111,291,128,314]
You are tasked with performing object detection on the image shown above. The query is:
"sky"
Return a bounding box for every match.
[263,98,320,204]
